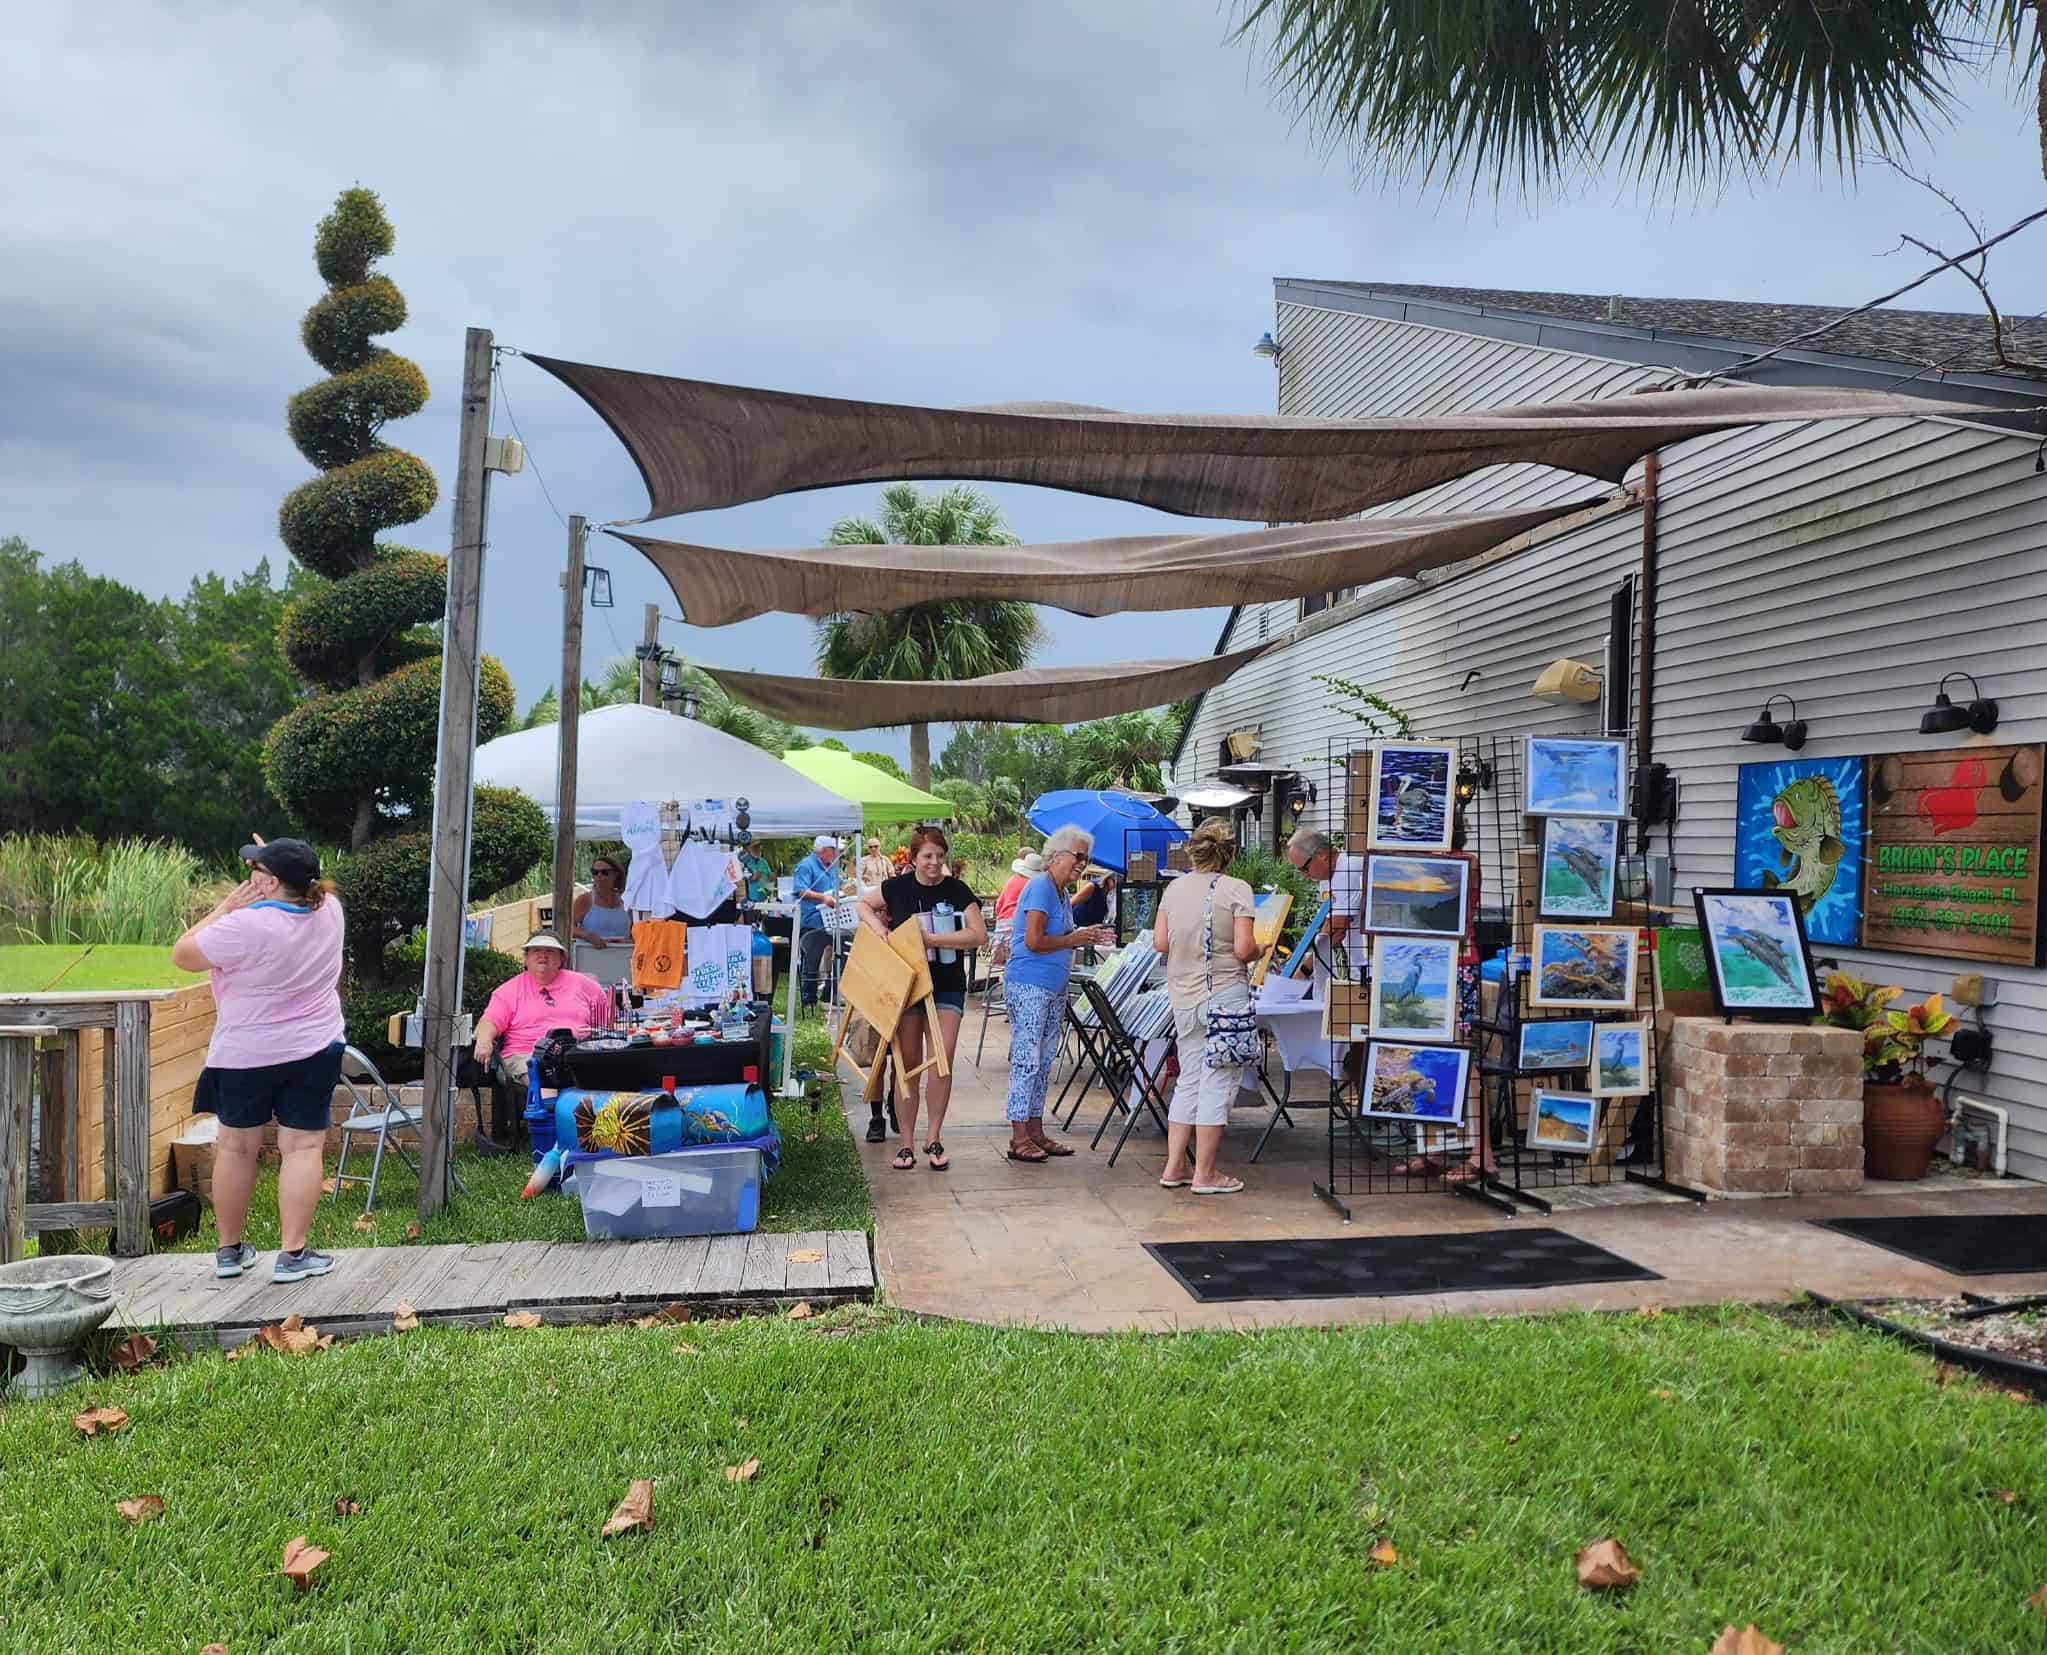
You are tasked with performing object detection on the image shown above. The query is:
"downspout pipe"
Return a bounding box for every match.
[1637,453,1658,759]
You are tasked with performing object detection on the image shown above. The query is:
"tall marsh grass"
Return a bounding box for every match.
[0,834,220,945]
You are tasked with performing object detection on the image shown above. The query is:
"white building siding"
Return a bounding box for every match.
[1186,296,2047,1179]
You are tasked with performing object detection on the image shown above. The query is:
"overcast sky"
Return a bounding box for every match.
[8,1,2042,764]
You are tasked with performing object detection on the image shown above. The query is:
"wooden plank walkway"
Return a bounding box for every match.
[107,1229,874,1345]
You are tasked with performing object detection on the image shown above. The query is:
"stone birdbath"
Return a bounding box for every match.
[0,1256,117,1399]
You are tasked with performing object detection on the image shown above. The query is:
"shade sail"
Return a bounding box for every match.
[782,747,954,828]
[707,645,1274,730]
[613,498,1597,626]
[530,353,1983,524]
[473,702,860,839]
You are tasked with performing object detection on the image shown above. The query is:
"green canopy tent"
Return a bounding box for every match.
[782,747,954,831]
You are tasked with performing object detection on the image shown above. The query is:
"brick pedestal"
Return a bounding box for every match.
[1662,1019,1864,1197]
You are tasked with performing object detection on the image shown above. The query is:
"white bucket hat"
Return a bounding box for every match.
[521,933,567,954]
[1010,852,1044,878]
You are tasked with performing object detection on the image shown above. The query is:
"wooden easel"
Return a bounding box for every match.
[828,918,952,1103]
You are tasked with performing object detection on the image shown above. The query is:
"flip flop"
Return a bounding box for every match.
[1158,1175,1191,1189]
[925,1140,950,1171]
[890,1147,916,1171]
[1191,1177,1246,1196]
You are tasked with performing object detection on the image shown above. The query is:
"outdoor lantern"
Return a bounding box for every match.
[1252,331,1280,361]
[586,565,614,609]
[1740,695,1807,751]
[1454,759,1493,804]
[1919,671,1999,736]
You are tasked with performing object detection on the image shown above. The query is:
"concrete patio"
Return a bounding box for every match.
[848,1011,2047,1332]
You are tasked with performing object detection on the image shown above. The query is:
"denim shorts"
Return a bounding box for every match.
[901,990,967,1017]
[194,1041,344,1133]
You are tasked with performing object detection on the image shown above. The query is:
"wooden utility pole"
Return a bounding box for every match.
[417,326,495,1219]
[551,514,587,951]
[639,603,661,707]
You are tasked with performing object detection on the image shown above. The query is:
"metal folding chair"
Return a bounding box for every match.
[1051,941,1159,1127]
[331,1045,467,1213]
[1077,980,1175,1166]
[974,920,1011,1066]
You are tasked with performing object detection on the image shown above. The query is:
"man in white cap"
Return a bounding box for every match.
[791,835,842,1007]
[473,933,612,1085]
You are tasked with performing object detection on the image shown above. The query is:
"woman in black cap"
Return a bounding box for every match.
[171,835,346,1285]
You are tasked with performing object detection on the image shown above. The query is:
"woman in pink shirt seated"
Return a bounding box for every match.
[172,836,347,1287]
[472,933,611,1085]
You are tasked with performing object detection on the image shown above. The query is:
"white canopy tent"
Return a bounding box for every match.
[473,702,861,839]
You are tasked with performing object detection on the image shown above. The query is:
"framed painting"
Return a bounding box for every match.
[1361,1041,1470,1125]
[1517,1018,1594,1073]
[1367,935,1460,1044]
[1693,888,1822,1019]
[1529,925,1638,1011]
[1366,742,1457,852]
[1363,853,1471,938]
[1524,735,1626,818]
[1528,1088,1602,1155]
[1589,1022,1650,1096]
[1278,896,1332,979]
[1538,817,1619,919]
[1733,756,1865,946]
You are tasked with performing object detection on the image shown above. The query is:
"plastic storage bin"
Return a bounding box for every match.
[562,1146,761,1240]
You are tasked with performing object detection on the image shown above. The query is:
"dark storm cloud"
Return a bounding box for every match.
[7,1,2039,759]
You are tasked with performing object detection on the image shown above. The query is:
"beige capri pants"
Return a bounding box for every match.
[1170,986,1251,1128]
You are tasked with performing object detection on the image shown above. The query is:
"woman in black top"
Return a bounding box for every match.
[856,825,988,1171]
[1072,868,1117,930]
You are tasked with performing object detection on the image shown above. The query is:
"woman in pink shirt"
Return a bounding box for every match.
[172,837,347,1287]
[473,933,611,1083]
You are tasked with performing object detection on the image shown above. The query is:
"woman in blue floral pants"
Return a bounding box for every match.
[1001,826,1115,1160]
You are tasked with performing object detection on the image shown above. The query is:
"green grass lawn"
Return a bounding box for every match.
[0,944,203,994]
[5,1304,2044,1651]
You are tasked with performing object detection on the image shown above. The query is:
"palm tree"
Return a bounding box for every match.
[1231,3,2044,191]
[817,484,1043,790]
[1065,710,1180,793]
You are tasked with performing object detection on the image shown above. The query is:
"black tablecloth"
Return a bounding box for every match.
[557,1009,773,1093]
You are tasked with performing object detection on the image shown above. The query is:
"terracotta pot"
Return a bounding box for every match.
[1863,1076,1944,1181]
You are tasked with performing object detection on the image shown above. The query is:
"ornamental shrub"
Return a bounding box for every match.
[264,188,544,985]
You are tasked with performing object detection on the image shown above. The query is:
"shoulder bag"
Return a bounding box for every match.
[1200,876,1259,1070]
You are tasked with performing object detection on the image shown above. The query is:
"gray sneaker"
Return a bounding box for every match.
[214,1241,257,1279]
[271,1248,335,1284]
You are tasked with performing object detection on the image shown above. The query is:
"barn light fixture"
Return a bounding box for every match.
[1919,671,1998,736]
[1252,331,1281,362]
[1740,694,1807,751]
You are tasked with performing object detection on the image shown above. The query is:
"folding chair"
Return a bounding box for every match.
[973,920,1011,1066]
[1051,939,1159,1127]
[1077,980,1175,1167]
[330,1045,466,1213]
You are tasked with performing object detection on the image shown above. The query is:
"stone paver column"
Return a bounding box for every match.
[1662,1019,1864,1197]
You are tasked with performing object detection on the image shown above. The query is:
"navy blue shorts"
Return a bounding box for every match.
[902,990,967,1017]
[194,1041,345,1133]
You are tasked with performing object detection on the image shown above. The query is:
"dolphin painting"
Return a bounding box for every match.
[1723,924,1795,988]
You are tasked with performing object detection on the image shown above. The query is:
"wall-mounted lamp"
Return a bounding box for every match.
[1919,671,1998,736]
[586,565,614,609]
[1455,760,1494,805]
[1280,779,1317,819]
[1740,694,1807,750]
[1252,331,1281,362]
[1531,658,1601,703]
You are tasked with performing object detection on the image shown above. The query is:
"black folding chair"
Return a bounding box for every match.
[1078,980,1175,1167]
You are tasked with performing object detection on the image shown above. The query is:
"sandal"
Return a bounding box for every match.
[925,1140,950,1171]
[1032,1137,1075,1157]
[1442,1161,1491,1186]
[1191,1176,1246,1196]
[890,1147,916,1171]
[1005,1143,1050,1164]
[1159,1174,1192,1189]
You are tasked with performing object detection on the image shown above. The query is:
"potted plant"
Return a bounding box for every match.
[1814,971,1957,1180]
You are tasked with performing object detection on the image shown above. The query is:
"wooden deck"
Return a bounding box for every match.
[107,1229,874,1345]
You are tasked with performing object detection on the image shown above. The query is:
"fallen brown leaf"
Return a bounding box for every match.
[334,1499,362,1517]
[404,1222,421,1241]
[202,1645,227,1654]
[321,1177,337,1194]
[1574,1538,1640,1591]
[724,1457,760,1483]
[107,1333,158,1372]
[1991,1489,2020,1505]
[802,1133,818,1143]
[256,1316,332,1356]
[787,1249,824,1264]
[1653,1388,1674,1401]
[1936,1361,1959,1389]
[1367,1539,1398,1566]
[786,1301,814,1321]
[673,1342,700,1355]
[351,1213,376,1233]
[735,1416,749,1429]
[1634,1305,1662,1319]
[224,1345,247,1363]
[502,1311,543,1330]
[280,1536,329,1592]
[1709,1625,1785,1655]
[72,1406,129,1436]
[2005,1388,2037,1406]
[601,1478,655,1538]
[2033,1582,2047,1618]
[391,1302,420,1333]
[1505,1431,1522,1445]
[114,1495,164,1524]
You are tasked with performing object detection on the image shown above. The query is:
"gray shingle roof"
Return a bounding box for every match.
[1311,281,2046,381]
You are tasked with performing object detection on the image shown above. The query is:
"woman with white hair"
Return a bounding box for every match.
[1002,824,1115,1161]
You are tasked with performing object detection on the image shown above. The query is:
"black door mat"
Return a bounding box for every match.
[1813,1214,2047,1276]
[1142,1229,1661,1305]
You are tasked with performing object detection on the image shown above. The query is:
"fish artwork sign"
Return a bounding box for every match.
[1734,758,1864,946]
[1864,745,2044,967]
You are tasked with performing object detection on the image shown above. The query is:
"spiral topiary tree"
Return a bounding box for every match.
[264,188,545,992]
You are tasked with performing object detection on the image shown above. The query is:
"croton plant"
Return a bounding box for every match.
[1814,970,1957,1082]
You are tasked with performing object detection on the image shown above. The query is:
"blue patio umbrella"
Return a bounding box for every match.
[1026,790,1187,874]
